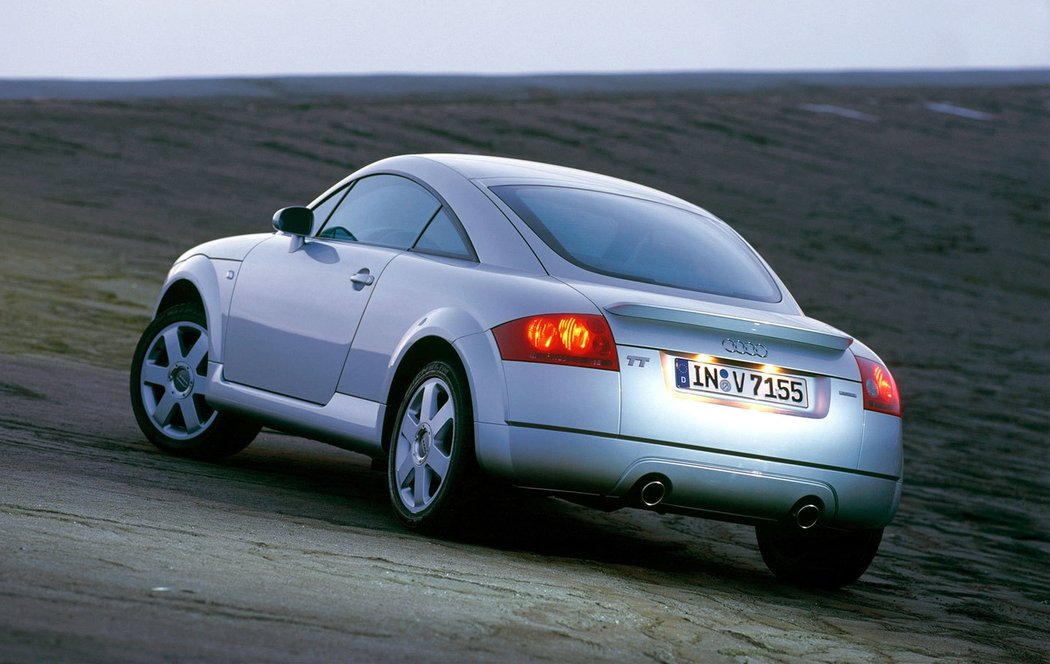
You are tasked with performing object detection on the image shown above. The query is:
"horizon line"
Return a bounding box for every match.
[2,66,1049,85]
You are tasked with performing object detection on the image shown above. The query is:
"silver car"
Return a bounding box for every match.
[131,154,902,587]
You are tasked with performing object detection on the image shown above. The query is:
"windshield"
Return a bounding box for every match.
[492,185,781,303]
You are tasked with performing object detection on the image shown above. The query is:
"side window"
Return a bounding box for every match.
[308,187,348,234]
[413,208,474,259]
[318,174,440,249]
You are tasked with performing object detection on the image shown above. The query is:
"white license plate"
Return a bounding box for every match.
[673,358,810,408]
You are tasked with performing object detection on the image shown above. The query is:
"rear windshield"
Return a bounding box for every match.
[492,185,781,302]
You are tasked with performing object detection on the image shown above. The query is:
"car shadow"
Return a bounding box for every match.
[195,431,783,590]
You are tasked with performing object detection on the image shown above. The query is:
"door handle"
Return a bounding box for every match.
[350,269,375,286]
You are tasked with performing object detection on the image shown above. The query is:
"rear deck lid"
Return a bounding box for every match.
[567,281,858,380]
[607,302,853,351]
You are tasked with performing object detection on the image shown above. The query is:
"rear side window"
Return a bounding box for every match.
[413,208,474,260]
[318,174,440,249]
[492,185,781,302]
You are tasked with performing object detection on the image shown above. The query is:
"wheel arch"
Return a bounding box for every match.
[152,255,230,363]
[157,279,205,317]
[381,336,470,454]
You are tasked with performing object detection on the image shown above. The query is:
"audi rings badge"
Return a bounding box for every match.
[722,338,769,358]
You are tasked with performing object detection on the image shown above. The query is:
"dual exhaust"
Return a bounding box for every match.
[634,477,824,531]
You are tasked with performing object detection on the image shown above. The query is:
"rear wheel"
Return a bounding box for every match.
[387,360,475,532]
[756,525,884,588]
[130,304,259,460]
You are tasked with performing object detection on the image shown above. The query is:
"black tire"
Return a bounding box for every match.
[756,525,884,589]
[387,360,475,532]
[130,303,260,460]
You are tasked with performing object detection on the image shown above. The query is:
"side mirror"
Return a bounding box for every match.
[272,207,314,236]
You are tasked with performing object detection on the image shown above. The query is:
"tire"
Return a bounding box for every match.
[387,360,475,532]
[130,303,260,460]
[756,525,884,589]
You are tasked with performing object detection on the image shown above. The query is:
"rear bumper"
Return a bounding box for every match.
[476,421,902,529]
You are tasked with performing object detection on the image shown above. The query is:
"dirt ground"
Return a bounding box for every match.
[0,78,1047,662]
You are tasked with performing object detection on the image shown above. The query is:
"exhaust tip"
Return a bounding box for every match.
[793,502,823,530]
[639,480,667,507]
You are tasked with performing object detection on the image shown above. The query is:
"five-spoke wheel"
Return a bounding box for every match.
[137,316,214,440]
[130,304,259,459]
[388,360,474,531]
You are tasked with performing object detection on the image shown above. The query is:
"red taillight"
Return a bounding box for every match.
[492,314,619,371]
[855,356,901,417]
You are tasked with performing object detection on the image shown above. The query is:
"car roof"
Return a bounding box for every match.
[409,153,700,211]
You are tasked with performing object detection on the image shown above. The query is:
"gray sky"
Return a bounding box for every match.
[2,0,1048,79]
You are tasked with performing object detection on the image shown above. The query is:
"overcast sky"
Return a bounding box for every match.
[2,0,1048,80]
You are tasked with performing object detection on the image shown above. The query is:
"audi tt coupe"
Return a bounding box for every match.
[130,154,902,587]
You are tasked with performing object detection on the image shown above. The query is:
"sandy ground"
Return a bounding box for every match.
[0,79,1047,661]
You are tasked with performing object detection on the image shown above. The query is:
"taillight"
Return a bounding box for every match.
[855,356,901,417]
[492,314,619,371]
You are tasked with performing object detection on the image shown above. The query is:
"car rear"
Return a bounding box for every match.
[601,291,902,529]
[483,178,903,530]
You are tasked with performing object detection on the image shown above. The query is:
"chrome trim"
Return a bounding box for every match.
[722,338,768,358]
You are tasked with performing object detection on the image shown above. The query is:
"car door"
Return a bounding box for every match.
[222,174,443,404]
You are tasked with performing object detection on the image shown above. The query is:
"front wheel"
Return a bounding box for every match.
[130,304,259,460]
[756,525,884,588]
[387,360,475,532]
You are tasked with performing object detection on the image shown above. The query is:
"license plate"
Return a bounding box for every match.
[673,358,810,409]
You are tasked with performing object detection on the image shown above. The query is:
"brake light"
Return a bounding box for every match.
[855,356,901,417]
[492,314,619,370]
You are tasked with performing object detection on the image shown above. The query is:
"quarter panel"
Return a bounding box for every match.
[453,331,509,427]
[858,411,904,477]
[501,363,620,434]
[337,251,596,402]
[455,331,513,476]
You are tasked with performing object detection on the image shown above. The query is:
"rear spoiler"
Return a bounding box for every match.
[605,303,853,351]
